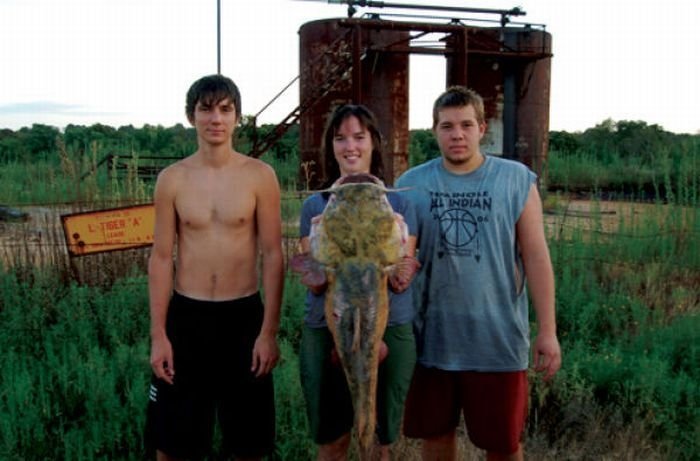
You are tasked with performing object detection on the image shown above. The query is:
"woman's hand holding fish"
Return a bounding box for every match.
[290,252,328,294]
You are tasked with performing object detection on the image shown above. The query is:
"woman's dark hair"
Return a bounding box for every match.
[186,74,242,121]
[320,104,384,190]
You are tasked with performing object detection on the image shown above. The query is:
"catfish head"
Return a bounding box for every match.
[310,173,408,269]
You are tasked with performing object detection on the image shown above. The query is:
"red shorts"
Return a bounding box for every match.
[403,365,528,455]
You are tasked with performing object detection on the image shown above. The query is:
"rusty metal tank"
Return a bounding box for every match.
[298,18,409,188]
[463,27,552,179]
[298,17,552,187]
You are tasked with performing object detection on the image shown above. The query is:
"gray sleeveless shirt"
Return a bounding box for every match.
[396,156,536,371]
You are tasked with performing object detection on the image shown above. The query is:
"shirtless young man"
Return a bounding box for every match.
[145,74,283,461]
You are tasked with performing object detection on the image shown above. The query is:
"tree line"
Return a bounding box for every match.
[0,120,301,163]
[1,119,697,201]
[2,118,696,163]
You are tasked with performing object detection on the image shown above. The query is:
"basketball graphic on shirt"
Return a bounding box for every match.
[439,208,478,251]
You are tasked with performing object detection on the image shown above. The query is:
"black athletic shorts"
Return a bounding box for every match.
[144,291,275,459]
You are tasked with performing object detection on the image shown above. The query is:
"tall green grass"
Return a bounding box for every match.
[546,137,699,205]
[0,141,152,206]
[0,272,317,460]
[1,202,697,459]
[0,273,149,459]
[1,140,698,459]
[534,196,700,459]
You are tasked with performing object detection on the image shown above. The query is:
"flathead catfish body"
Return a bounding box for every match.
[310,174,406,457]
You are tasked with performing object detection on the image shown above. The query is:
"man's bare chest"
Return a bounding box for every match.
[175,189,255,230]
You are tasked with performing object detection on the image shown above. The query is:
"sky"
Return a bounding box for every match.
[1,0,698,134]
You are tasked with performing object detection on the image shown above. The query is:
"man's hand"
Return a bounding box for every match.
[251,333,280,377]
[388,256,421,293]
[150,334,175,385]
[533,332,561,381]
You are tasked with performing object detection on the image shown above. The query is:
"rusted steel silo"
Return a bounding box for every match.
[298,18,410,189]
[297,14,552,188]
[464,27,552,178]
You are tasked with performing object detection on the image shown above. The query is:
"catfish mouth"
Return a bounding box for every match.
[326,173,412,195]
[333,173,384,187]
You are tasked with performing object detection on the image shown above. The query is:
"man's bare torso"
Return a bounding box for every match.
[170,153,261,301]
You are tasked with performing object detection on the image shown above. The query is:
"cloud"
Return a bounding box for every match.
[0,101,122,117]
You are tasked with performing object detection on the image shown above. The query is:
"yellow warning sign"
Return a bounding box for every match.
[61,204,155,256]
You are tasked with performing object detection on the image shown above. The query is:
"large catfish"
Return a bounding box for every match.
[292,173,412,457]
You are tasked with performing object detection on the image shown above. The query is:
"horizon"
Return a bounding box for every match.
[1,116,693,136]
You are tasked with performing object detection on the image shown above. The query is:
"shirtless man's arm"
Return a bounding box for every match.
[251,162,284,377]
[148,166,179,385]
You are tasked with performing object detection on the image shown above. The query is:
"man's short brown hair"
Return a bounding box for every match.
[432,86,485,128]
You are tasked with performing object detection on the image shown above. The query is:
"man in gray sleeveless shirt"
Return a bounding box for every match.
[397,86,561,461]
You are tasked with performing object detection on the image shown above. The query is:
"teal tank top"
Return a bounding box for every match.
[397,156,536,371]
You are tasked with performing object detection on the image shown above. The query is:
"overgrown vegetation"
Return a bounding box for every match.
[0,119,698,459]
[409,118,700,203]
[0,272,317,460]
[547,120,699,202]
[532,196,699,459]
